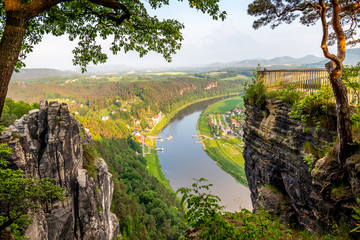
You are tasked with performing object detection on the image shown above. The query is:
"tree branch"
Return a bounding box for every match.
[88,0,131,25]
[4,0,23,12]
[341,0,360,12]
[331,0,346,63]
[319,0,339,65]
[271,2,319,18]
[26,0,68,19]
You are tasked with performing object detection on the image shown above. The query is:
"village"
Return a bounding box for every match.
[206,107,245,139]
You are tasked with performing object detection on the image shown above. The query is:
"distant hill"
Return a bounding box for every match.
[344,48,360,66]
[175,55,326,72]
[11,68,78,81]
[301,47,360,68]
[10,48,360,78]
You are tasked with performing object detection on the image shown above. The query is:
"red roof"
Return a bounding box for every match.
[231,119,237,124]
[152,114,160,120]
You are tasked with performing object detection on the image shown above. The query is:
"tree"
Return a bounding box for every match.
[0,143,65,236]
[248,0,360,163]
[0,0,226,118]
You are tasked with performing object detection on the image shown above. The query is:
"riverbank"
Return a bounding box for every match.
[144,93,239,190]
[197,96,248,186]
[149,93,239,135]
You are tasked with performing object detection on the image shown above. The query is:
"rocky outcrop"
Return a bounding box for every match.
[243,98,360,234]
[1,100,119,240]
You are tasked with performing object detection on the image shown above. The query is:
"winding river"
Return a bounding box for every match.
[156,99,252,212]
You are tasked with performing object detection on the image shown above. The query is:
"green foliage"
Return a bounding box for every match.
[331,184,347,198]
[266,84,303,105]
[0,98,39,127]
[82,143,99,179]
[351,199,360,233]
[289,87,335,132]
[303,153,316,172]
[0,144,65,236]
[177,178,223,230]
[343,64,360,136]
[178,178,298,239]
[94,138,185,240]
[243,66,266,108]
[342,63,360,105]
[1,0,226,72]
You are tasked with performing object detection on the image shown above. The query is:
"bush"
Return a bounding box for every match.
[82,144,98,179]
[243,66,267,108]
[178,178,295,240]
[289,87,335,132]
[266,84,303,105]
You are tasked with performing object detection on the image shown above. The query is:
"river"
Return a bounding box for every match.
[156,99,253,212]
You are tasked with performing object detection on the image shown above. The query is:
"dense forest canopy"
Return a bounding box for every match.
[7,74,244,139]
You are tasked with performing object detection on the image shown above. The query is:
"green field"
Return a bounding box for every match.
[150,93,239,135]
[204,96,244,114]
[220,76,249,81]
[144,147,172,190]
[197,96,248,186]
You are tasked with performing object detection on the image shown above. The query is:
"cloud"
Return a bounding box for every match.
[172,20,264,65]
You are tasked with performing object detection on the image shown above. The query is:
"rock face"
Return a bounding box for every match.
[1,100,119,240]
[243,99,360,233]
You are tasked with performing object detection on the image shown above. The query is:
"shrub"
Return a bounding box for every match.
[289,87,335,132]
[244,66,267,108]
[82,144,98,179]
[266,84,303,105]
[351,198,360,233]
[0,144,65,238]
[303,153,316,172]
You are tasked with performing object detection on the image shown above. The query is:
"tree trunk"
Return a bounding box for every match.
[327,64,353,164]
[0,12,28,118]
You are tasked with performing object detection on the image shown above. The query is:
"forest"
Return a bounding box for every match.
[7,74,244,140]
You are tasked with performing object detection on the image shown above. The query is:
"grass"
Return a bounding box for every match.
[150,93,239,135]
[220,76,250,81]
[197,96,248,186]
[144,147,172,190]
[146,93,242,190]
[204,96,244,114]
[202,138,248,186]
[145,72,187,76]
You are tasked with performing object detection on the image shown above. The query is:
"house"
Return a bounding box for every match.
[151,112,162,124]
[231,119,237,125]
[135,119,141,125]
[120,108,127,111]
[226,111,231,115]
[132,131,141,137]
[111,110,116,114]
[101,116,109,121]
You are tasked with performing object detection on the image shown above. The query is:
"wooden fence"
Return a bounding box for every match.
[258,68,360,103]
[258,68,329,92]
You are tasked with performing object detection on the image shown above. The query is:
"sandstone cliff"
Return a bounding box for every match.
[243,99,360,234]
[1,100,119,240]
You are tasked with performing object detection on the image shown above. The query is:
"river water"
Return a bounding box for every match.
[156,99,253,212]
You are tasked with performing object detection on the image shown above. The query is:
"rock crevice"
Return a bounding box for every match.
[243,99,359,233]
[2,100,119,240]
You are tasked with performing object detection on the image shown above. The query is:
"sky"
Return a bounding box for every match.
[23,0,326,70]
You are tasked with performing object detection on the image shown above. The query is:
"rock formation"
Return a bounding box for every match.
[243,98,360,234]
[1,100,119,240]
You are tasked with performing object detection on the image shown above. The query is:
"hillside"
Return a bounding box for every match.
[10,68,78,81]
[7,74,244,140]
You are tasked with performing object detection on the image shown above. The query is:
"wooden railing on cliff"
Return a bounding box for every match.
[258,68,329,92]
[258,68,360,103]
